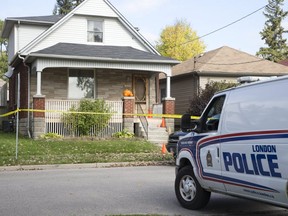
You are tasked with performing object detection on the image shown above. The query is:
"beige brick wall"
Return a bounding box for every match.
[30,68,67,99]
[30,68,157,105]
[96,69,129,100]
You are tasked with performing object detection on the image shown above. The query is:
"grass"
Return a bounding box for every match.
[0,131,173,166]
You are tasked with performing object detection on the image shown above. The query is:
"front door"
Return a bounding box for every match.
[133,75,148,106]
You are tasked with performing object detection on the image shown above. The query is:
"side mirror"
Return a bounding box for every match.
[181,113,197,132]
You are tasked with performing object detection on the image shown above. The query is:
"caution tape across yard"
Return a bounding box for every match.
[0,108,200,119]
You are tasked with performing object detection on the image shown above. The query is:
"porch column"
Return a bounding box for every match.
[162,97,175,133]
[36,71,42,96]
[123,96,135,133]
[166,76,171,98]
[32,95,46,138]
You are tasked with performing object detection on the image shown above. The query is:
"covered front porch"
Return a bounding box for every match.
[12,44,179,140]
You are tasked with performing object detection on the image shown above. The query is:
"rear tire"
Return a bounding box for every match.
[175,166,211,210]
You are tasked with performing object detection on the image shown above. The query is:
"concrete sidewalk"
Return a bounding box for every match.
[0,161,174,172]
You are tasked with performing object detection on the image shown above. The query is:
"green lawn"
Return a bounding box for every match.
[0,131,173,166]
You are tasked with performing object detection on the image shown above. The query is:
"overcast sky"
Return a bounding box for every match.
[1,0,287,55]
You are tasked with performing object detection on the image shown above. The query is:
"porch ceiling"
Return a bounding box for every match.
[24,43,179,76]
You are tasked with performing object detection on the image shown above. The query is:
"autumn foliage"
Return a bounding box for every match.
[156,19,206,61]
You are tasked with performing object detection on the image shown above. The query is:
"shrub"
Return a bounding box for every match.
[113,130,135,138]
[62,99,112,136]
[40,132,63,140]
[188,81,237,116]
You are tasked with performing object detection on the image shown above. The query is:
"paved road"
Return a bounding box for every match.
[0,166,287,216]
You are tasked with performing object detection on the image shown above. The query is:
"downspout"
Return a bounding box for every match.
[18,54,31,138]
[15,20,31,137]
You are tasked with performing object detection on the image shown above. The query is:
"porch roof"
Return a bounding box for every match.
[25,43,179,64]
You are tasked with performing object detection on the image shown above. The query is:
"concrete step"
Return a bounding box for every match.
[147,118,163,127]
[148,126,166,132]
[137,117,169,145]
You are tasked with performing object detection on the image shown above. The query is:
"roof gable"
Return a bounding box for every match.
[74,0,117,17]
[172,46,288,76]
[18,0,158,55]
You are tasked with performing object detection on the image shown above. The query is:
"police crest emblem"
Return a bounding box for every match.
[206,150,213,167]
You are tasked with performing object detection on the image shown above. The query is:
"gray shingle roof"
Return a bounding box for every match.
[30,43,178,63]
[172,46,288,76]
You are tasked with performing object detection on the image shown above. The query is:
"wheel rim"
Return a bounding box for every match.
[179,175,196,201]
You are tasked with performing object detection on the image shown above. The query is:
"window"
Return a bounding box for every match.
[68,69,95,99]
[87,20,103,42]
[201,95,226,132]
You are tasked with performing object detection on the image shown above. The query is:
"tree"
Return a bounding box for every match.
[53,0,85,15]
[0,20,8,79]
[256,0,288,62]
[156,19,206,61]
[188,81,237,116]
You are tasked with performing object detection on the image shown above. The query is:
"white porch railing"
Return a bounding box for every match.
[45,99,123,137]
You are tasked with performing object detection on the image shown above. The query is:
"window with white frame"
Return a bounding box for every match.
[68,69,95,99]
[87,20,103,42]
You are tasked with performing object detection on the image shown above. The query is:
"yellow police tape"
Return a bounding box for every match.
[0,108,200,119]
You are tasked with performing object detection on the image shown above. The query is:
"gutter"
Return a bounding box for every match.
[6,18,56,25]
[24,53,180,65]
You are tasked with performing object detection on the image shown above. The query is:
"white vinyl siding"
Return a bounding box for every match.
[7,24,49,62]
[74,0,118,17]
[8,28,15,61]
[18,24,49,50]
[27,16,148,54]
[104,18,146,50]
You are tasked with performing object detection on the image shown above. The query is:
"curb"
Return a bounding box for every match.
[0,161,175,172]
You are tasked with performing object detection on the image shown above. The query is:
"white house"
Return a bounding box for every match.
[1,0,179,141]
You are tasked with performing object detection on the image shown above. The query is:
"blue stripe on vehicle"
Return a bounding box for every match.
[180,130,288,193]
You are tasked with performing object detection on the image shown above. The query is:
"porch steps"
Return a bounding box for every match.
[146,118,169,145]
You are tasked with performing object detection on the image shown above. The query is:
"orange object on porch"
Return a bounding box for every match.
[160,118,166,128]
[148,108,152,118]
[161,143,167,155]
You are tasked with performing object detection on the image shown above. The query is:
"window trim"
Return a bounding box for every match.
[87,19,104,43]
[199,94,226,133]
[67,69,96,99]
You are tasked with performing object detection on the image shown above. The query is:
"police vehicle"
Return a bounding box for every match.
[175,76,288,210]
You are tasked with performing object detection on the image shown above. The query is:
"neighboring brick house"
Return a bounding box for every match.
[160,46,288,128]
[1,0,179,141]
